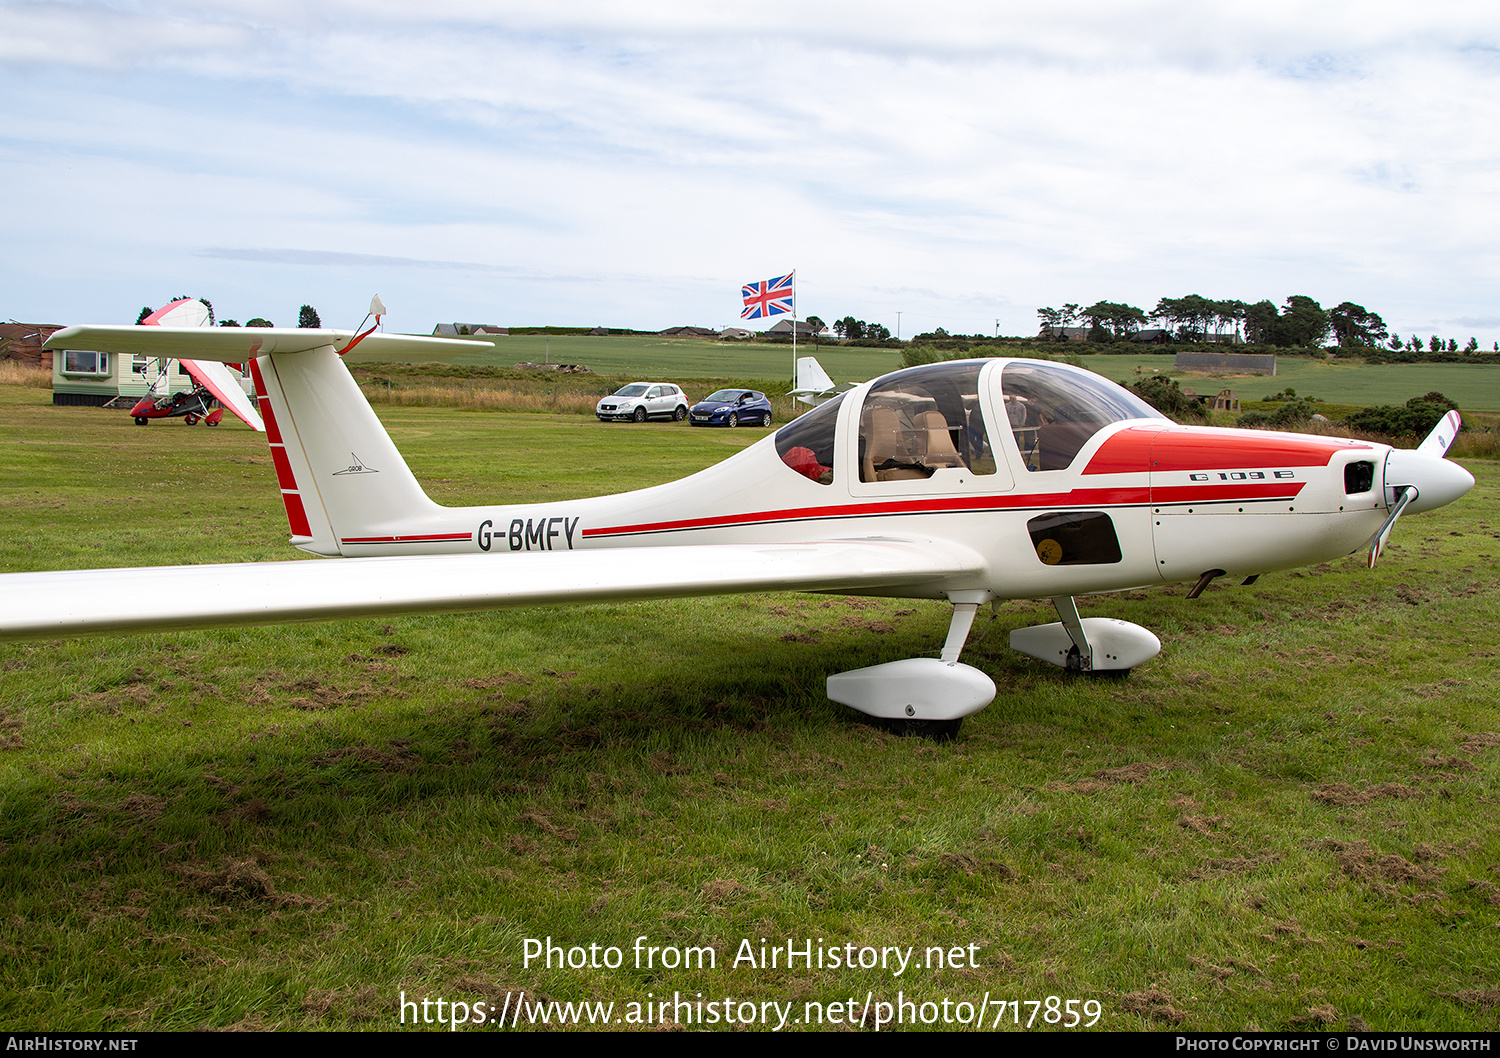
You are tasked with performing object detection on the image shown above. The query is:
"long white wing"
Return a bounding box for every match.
[0,538,983,641]
[44,325,490,362]
[179,358,265,431]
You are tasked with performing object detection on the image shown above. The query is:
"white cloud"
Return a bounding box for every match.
[2,1,1498,340]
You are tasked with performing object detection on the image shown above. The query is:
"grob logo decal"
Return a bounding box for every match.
[332,452,379,476]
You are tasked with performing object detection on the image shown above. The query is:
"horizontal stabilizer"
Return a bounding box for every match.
[44,326,491,362]
[0,538,983,641]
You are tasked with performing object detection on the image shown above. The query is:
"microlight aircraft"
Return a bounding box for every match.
[125,299,265,431]
[9,323,1476,736]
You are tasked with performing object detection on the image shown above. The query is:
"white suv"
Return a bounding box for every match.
[596,383,689,423]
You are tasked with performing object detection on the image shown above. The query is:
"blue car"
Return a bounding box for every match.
[688,389,773,428]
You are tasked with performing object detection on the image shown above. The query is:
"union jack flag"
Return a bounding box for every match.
[741,273,795,319]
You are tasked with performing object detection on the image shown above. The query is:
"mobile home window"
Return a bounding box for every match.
[62,350,108,375]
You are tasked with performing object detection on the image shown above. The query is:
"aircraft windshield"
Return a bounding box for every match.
[858,362,995,482]
[1000,361,1164,471]
[775,394,845,485]
[614,384,650,397]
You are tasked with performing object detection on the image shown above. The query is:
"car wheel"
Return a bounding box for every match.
[727,412,738,428]
[673,405,686,422]
[762,411,773,427]
[633,406,647,423]
[134,416,148,426]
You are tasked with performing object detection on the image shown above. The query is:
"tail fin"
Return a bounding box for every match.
[790,356,854,406]
[251,347,441,555]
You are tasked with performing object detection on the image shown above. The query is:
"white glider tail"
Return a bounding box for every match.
[789,356,855,406]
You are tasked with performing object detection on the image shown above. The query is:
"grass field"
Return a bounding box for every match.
[1078,355,1500,414]
[349,334,1500,413]
[349,333,905,387]
[2,385,1498,1032]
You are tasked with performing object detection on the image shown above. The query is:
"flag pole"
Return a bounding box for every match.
[791,270,797,385]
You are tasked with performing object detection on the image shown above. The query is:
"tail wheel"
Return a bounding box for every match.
[633,406,647,423]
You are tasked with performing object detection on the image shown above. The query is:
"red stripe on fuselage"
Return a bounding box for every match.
[581,480,1310,541]
[584,488,1141,538]
[1150,482,1305,505]
[340,533,473,544]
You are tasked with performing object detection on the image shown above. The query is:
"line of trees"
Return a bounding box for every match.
[832,316,891,341]
[1383,334,1491,353]
[131,297,325,330]
[1037,295,1397,348]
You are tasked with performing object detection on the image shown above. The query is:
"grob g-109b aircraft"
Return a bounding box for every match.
[10,321,1475,736]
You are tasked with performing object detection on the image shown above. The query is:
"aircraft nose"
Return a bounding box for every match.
[1385,448,1475,513]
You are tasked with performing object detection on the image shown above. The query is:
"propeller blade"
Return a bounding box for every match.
[1417,409,1462,458]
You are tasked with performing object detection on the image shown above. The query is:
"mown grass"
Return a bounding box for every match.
[348,367,808,423]
[1,384,1498,1032]
[348,333,904,387]
[347,335,1500,413]
[1075,355,1500,414]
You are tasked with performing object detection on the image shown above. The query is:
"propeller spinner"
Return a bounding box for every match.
[1368,411,1474,567]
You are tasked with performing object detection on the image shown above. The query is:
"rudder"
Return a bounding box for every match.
[251,347,442,556]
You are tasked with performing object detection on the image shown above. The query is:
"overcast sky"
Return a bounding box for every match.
[3,1,1498,343]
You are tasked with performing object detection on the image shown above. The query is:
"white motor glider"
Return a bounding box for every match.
[8,324,1476,736]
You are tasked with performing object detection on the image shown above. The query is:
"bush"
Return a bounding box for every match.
[1238,399,1319,429]
[1343,396,1457,439]
[1129,377,1207,422]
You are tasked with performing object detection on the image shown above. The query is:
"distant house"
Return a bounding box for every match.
[433,323,508,336]
[1037,325,1091,342]
[1131,328,1241,344]
[514,362,592,373]
[766,319,826,338]
[718,327,753,340]
[657,325,719,338]
[0,323,63,369]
